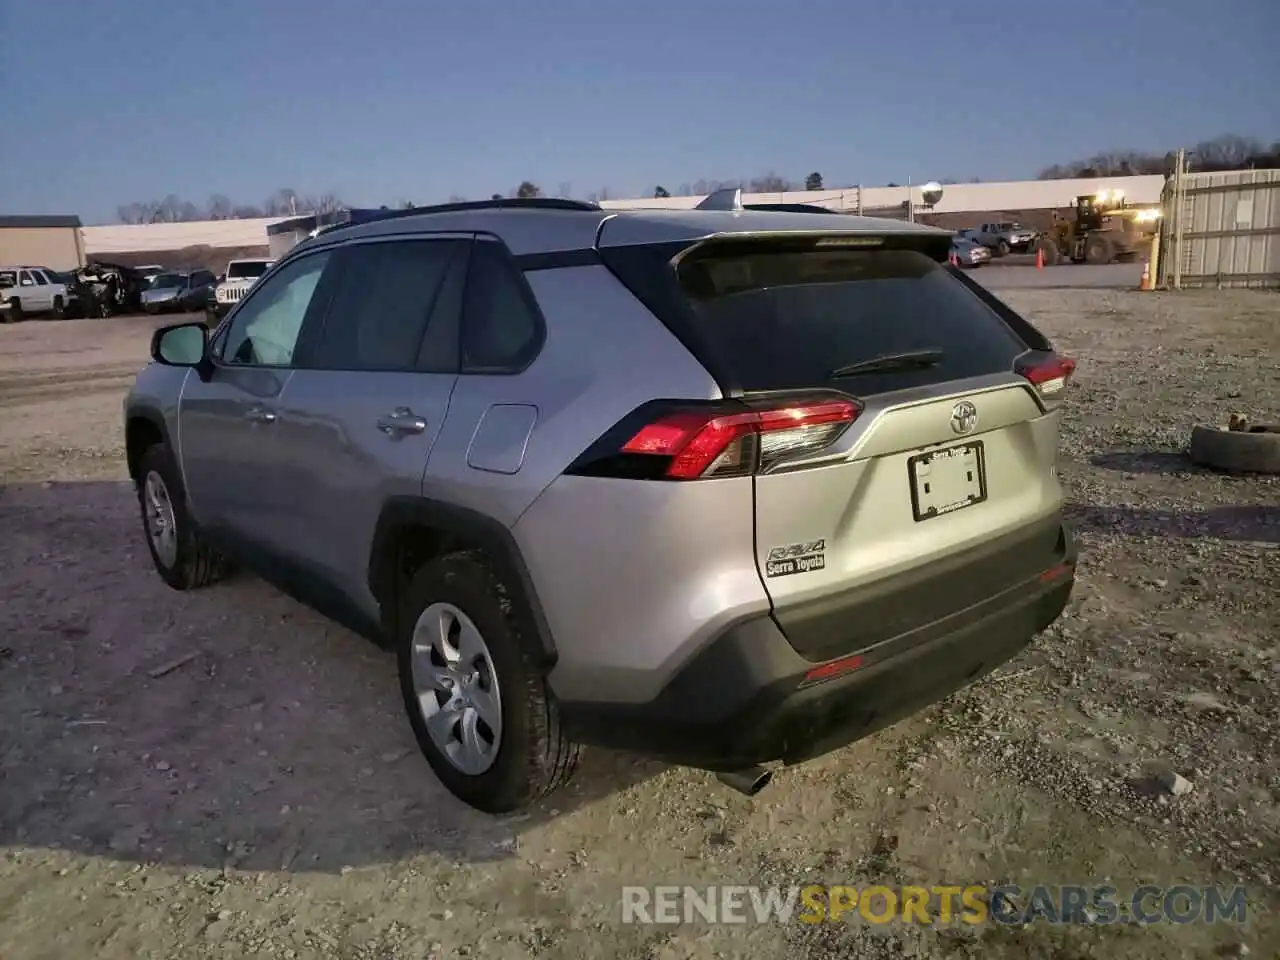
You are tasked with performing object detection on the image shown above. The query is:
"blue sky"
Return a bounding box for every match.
[2,0,1276,224]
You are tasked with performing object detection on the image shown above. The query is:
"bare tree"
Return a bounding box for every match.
[515,181,541,199]
[558,182,572,199]
[749,172,791,193]
[804,172,823,191]
[206,194,235,220]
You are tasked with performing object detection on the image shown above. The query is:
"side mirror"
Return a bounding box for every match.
[151,321,209,368]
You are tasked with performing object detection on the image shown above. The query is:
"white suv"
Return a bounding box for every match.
[0,266,71,322]
[207,258,274,323]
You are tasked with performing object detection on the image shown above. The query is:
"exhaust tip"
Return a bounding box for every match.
[716,766,773,797]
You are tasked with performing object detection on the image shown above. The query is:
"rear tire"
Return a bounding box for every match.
[7,297,22,322]
[136,444,231,590]
[398,553,580,813]
[1084,235,1113,265]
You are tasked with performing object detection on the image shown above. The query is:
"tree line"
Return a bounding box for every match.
[1036,134,1279,179]
[114,134,1276,223]
[116,188,346,225]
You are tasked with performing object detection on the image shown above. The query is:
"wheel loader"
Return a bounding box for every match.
[1035,189,1161,266]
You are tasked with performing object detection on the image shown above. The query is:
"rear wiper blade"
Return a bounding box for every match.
[828,349,944,379]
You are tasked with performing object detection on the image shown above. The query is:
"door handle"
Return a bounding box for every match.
[377,407,427,436]
[245,407,277,424]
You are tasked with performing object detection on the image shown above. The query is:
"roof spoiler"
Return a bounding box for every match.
[694,187,743,212]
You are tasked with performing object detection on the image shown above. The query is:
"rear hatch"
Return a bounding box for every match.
[596,223,1074,662]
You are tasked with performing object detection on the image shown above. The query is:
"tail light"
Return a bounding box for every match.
[1016,351,1076,407]
[567,396,861,480]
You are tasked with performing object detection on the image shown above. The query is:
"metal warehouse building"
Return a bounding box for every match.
[0,215,86,271]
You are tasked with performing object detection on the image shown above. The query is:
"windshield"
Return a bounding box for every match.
[0,271,17,288]
[151,273,185,289]
[227,260,270,279]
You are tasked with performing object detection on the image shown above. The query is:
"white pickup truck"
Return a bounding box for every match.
[207,258,274,324]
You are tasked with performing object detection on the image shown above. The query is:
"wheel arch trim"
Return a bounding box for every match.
[368,496,558,666]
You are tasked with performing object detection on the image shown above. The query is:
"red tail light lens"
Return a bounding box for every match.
[1016,351,1076,404]
[582,397,861,480]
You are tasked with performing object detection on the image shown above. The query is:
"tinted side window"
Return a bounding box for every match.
[32,271,49,285]
[461,241,542,373]
[221,252,332,368]
[310,239,468,373]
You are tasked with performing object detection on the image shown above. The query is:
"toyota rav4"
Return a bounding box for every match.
[124,195,1077,813]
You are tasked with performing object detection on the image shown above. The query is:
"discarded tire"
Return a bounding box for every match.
[1188,423,1280,475]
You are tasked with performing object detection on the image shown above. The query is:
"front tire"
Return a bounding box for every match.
[398,554,580,813]
[51,296,65,319]
[136,444,230,590]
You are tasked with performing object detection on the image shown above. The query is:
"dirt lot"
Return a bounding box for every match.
[1,290,1277,960]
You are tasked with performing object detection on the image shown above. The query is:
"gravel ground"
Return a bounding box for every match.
[1,289,1277,960]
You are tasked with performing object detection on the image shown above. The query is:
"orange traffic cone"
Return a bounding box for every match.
[1139,261,1151,290]
[1035,247,1044,270]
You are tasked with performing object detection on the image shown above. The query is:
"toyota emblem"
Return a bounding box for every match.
[950,400,978,435]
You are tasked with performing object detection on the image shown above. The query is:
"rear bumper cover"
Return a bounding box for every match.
[559,522,1076,771]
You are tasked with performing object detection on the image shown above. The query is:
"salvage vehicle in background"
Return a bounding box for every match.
[172,270,218,313]
[69,261,150,317]
[967,221,1038,256]
[0,266,70,321]
[208,258,274,324]
[140,272,190,313]
[950,235,992,268]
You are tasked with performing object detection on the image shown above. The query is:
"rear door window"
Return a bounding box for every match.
[310,238,469,373]
[461,240,543,373]
[601,239,1029,394]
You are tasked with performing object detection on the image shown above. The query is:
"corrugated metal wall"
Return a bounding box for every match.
[1162,168,1280,289]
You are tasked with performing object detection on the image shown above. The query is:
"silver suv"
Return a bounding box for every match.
[124,196,1078,813]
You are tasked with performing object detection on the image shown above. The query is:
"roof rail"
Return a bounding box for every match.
[694,187,743,211]
[315,197,602,237]
[743,202,840,214]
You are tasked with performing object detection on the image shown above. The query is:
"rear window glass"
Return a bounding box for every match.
[602,241,1028,393]
[0,271,16,288]
[227,261,270,279]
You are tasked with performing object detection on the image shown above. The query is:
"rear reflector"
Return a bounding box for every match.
[1015,351,1077,403]
[581,396,861,480]
[802,654,865,685]
[1038,562,1072,583]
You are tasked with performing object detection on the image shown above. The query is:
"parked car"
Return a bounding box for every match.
[140,273,191,313]
[134,264,167,284]
[173,270,218,313]
[208,258,274,324]
[125,197,1077,813]
[0,265,70,321]
[967,222,1039,256]
[69,261,150,317]
[951,235,992,268]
